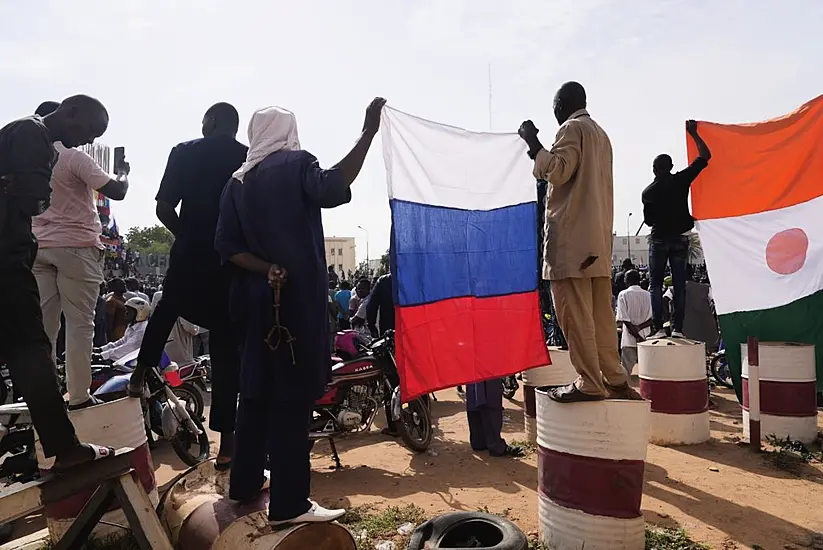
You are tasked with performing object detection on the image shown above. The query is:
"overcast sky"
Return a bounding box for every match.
[3,0,821,262]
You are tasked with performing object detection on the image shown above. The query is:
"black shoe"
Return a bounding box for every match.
[549,383,605,403]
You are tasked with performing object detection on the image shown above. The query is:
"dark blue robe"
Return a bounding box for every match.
[215,149,350,404]
[215,149,350,521]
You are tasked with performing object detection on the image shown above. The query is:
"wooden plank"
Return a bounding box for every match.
[52,482,117,550]
[0,447,134,524]
[113,473,173,550]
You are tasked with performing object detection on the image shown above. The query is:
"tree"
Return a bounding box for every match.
[378,249,390,276]
[125,225,175,256]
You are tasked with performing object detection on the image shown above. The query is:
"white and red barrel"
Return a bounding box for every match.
[742,342,818,444]
[522,347,571,443]
[34,397,158,541]
[161,460,356,549]
[638,339,710,445]
[536,389,650,549]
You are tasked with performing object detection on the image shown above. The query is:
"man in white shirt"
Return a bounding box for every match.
[31,101,129,409]
[94,297,150,364]
[615,270,653,376]
[124,278,149,302]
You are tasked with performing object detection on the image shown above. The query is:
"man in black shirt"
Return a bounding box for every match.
[366,272,394,337]
[642,120,711,339]
[0,95,116,469]
[129,103,248,469]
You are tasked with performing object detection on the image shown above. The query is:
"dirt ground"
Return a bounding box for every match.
[8,386,823,549]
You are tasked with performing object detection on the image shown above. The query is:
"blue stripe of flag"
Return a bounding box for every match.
[390,199,538,307]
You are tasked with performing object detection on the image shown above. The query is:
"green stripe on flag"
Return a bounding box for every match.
[720,288,823,401]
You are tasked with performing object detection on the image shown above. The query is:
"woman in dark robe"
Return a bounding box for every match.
[215,98,386,526]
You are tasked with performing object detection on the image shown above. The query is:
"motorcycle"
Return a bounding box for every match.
[93,358,210,467]
[708,340,733,389]
[502,375,519,400]
[312,329,432,469]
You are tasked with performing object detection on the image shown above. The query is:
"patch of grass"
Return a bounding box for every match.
[645,526,710,550]
[40,533,139,550]
[509,439,537,456]
[339,503,427,550]
[475,505,518,522]
[764,434,823,472]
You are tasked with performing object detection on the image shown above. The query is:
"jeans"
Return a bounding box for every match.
[649,235,689,332]
[33,247,104,406]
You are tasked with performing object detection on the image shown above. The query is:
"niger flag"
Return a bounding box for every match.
[690,95,823,397]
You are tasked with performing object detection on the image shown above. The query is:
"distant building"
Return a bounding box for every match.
[612,232,651,267]
[325,236,356,279]
[612,232,704,267]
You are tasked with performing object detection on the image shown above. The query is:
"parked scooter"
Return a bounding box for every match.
[708,339,733,389]
[312,330,432,469]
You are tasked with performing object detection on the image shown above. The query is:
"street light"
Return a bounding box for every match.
[627,212,633,264]
[357,225,369,270]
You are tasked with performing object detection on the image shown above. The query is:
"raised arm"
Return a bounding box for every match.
[72,148,129,201]
[333,98,386,185]
[687,120,711,161]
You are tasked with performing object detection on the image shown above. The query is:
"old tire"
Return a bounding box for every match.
[407,511,528,550]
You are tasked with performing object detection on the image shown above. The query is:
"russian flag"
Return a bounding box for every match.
[381,107,550,401]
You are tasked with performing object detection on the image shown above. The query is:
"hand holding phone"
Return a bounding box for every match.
[113,146,130,177]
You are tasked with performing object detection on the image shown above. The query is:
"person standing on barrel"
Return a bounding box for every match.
[518,82,642,404]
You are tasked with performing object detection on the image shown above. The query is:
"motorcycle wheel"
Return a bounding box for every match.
[398,398,433,453]
[711,353,734,389]
[170,414,210,467]
[502,378,518,400]
[173,382,205,422]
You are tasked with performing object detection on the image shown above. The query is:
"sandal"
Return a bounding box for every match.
[215,459,232,471]
[52,443,116,474]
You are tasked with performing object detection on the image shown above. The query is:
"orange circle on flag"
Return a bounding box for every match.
[765,228,808,275]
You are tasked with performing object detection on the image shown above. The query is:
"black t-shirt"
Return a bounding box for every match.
[155,135,248,272]
[0,117,56,267]
[642,157,708,239]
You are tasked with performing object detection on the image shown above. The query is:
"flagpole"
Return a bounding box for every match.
[488,63,493,131]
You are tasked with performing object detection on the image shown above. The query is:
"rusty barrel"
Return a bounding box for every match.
[161,460,355,549]
[34,397,157,542]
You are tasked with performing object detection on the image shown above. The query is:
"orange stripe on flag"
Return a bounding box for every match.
[689,95,823,220]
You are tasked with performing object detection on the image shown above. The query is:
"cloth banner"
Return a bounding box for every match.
[690,95,823,396]
[380,106,550,400]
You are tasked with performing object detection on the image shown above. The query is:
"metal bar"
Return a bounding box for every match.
[747,336,761,452]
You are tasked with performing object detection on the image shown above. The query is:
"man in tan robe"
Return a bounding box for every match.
[518,82,641,403]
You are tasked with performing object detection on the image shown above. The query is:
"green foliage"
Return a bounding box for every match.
[645,526,710,550]
[764,434,823,471]
[339,504,427,550]
[378,249,390,276]
[125,225,174,256]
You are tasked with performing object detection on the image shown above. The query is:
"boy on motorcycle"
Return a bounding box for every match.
[93,297,150,363]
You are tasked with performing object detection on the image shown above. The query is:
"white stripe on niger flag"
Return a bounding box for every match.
[696,193,823,315]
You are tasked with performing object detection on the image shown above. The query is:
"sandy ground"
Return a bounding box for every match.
[8,386,823,549]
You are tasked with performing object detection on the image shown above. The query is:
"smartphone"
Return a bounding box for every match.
[113,146,126,174]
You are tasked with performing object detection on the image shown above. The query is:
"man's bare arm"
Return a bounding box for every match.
[156,201,181,238]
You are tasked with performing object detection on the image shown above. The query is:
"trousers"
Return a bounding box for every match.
[0,260,79,457]
[137,293,239,433]
[33,247,103,406]
[229,395,314,521]
[551,277,628,396]
[649,235,689,332]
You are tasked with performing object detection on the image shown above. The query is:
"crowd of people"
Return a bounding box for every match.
[0,80,774,529]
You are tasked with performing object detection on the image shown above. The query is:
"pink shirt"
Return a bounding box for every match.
[33,142,110,249]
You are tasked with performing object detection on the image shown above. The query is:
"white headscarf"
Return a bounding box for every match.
[232,106,301,182]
